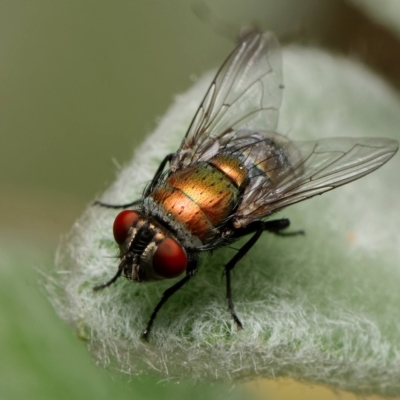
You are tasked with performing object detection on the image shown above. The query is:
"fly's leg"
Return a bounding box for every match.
[93,198,142,209]
[225,221,265,329]
[93,268,123,291]
[225,219,304,329]
[93,153,174,209]
[92,254,131,291]
[142,274,192,341]
[143,153,174,196]
[141,258,198,340]
[263,218,305,237]
[231,219,304,240]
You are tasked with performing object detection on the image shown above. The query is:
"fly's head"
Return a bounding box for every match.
[113,210,188,282]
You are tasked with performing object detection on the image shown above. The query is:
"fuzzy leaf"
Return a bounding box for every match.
[48,45,400,397]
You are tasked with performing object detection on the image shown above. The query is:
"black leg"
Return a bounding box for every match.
[93,199,142,209]
[93,255,131,291]
[263,219,305,237]
[144,153,174,196]
[231,218,304,239]
[225,267,243,329]
[141,274,192,340]
[93,268,123,291]
[225,218,304,329]
[93,153,174,209]
[225,221,264,329]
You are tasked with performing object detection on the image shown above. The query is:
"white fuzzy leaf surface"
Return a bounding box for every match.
[47,46,400,396]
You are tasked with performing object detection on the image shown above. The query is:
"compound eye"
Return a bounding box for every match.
[113,210,140,244]
[153,237,187,279]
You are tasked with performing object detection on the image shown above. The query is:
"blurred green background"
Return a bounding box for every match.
[1,0,400,399]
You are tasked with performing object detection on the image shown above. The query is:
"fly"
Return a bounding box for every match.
[93,31,398,340]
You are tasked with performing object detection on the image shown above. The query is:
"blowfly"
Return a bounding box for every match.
[94,31,398,339]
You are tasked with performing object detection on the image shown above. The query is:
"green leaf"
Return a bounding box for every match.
[0,242,248,400]
[47,45,400,397]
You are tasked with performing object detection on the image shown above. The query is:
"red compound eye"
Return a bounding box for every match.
[153,237,187,279]
[113,210,140,244]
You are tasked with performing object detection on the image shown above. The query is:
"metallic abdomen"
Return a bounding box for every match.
[149,155,247,242]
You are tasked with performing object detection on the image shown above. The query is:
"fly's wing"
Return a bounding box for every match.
[234,135,398,227]
[170,31,283,171]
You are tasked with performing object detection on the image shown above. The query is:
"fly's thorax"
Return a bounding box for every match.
[145,158,249,244]
[209,154,248,187]
[227,131,304,228]
[112,210,188,282]
[143,195,204,248]
[231,131,301,182]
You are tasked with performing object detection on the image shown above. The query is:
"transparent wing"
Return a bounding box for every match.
[234,136,398,226]
[170,31,283,170]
